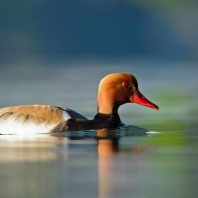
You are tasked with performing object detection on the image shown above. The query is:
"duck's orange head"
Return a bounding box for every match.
[97,72,159,114]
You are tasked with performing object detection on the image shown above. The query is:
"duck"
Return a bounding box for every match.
[0,72,159,134]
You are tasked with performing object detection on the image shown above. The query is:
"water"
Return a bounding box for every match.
[0,59,198,198]
[0,131,197,198]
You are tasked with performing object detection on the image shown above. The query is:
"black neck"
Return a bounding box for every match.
[94,112,121,124]
[53,112,122,132]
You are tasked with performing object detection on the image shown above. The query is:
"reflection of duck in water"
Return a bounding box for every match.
[0,73,159,134]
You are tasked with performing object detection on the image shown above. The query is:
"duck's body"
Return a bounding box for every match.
[0,73,159,134]
[0,105,122,134]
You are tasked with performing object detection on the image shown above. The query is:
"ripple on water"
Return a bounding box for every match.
[51,124,148,139]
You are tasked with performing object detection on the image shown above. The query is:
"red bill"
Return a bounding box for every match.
[131,91,159,110]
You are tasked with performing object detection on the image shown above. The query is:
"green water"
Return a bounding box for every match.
[0,60,197,198]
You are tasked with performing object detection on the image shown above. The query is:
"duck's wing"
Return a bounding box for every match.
[55,106,88,120]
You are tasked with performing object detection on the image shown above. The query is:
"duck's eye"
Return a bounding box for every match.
[123,81,130,87]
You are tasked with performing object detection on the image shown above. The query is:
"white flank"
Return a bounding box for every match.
[0,113,57,135]
[62,110,71,121]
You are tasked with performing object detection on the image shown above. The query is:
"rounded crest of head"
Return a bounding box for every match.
[99,72,138,92]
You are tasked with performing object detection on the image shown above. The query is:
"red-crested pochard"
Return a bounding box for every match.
[0,73,159,134]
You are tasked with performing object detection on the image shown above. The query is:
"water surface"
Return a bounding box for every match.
[0,130,198,198]
[0,59,197,198]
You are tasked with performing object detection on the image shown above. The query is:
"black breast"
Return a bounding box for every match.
[51,112,121,132]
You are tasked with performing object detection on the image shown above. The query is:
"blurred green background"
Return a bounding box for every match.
[1,0,198,61]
